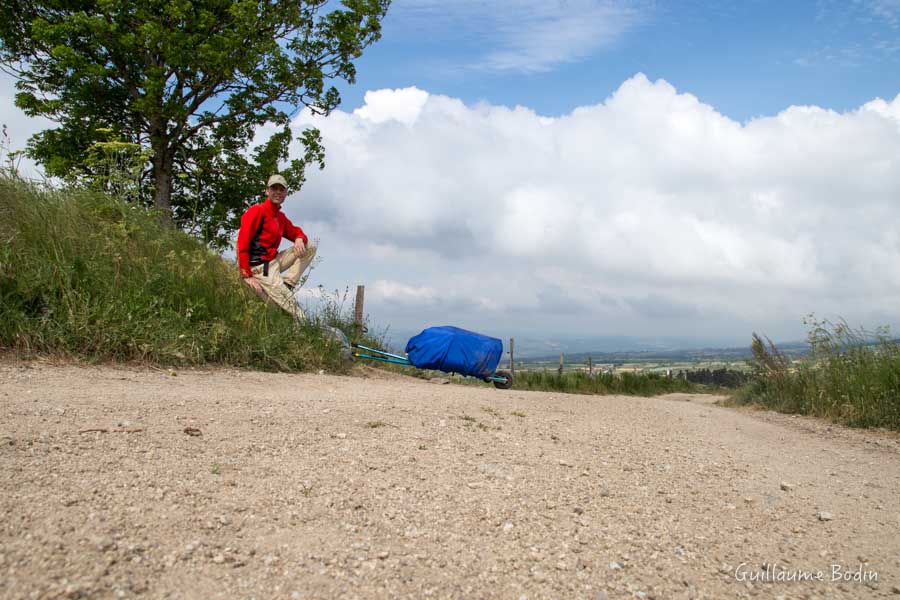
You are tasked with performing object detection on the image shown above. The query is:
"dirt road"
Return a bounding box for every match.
[2,362,899,600]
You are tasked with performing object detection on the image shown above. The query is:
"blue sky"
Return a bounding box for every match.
[339,0,899,122]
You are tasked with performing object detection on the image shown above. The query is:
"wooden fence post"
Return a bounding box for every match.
[509,337,515,376]
[354,285,365,329]
[588,356,593,377]
[558,352,564,376]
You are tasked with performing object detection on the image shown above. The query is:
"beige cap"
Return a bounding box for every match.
[267,174,288,188]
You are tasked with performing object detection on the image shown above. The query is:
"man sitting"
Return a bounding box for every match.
[236,174,316,320]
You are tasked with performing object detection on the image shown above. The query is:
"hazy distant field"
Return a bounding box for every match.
[513,357,751,375]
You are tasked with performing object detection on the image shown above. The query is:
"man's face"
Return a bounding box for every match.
[267,184,287,206]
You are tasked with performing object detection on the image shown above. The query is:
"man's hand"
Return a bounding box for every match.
[243,277,263,293]
[293,238,306,256]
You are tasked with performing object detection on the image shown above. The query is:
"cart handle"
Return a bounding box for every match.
[351,343,409,362]
[352,352,412,366]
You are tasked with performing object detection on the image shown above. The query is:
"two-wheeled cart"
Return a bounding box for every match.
[352,325,513,389]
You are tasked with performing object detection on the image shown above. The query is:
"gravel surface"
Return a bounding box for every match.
[2,361,899,599]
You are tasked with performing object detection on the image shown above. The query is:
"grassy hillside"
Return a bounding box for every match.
[732,322,900,430]
[0,175,359,371]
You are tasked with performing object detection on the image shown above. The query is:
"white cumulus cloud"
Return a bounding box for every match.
[286,75,900,342]
[353,87,430,126]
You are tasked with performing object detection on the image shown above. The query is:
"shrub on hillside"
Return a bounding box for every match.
[736,319,900,429]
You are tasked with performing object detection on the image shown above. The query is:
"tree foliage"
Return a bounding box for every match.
[0,0,389,247]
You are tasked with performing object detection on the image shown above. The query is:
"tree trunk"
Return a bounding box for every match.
[152,156,173,221]
[150,119,174,222]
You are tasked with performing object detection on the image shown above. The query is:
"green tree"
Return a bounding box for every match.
[0,0,389,247]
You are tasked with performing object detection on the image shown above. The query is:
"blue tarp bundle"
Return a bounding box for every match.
[405,326,503,378]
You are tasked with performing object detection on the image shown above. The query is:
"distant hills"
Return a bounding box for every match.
[380,328,810,362]
[527,341,811,364]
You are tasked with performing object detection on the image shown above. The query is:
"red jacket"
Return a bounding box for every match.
[237,198,308,278]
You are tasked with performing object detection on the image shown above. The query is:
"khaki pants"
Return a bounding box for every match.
[249,244,317,320]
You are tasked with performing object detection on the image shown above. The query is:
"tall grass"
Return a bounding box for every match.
[512,369,698,395]
[0,175,364,371]
[735,318,900,429]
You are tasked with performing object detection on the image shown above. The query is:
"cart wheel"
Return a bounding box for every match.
[493,370,513,390]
